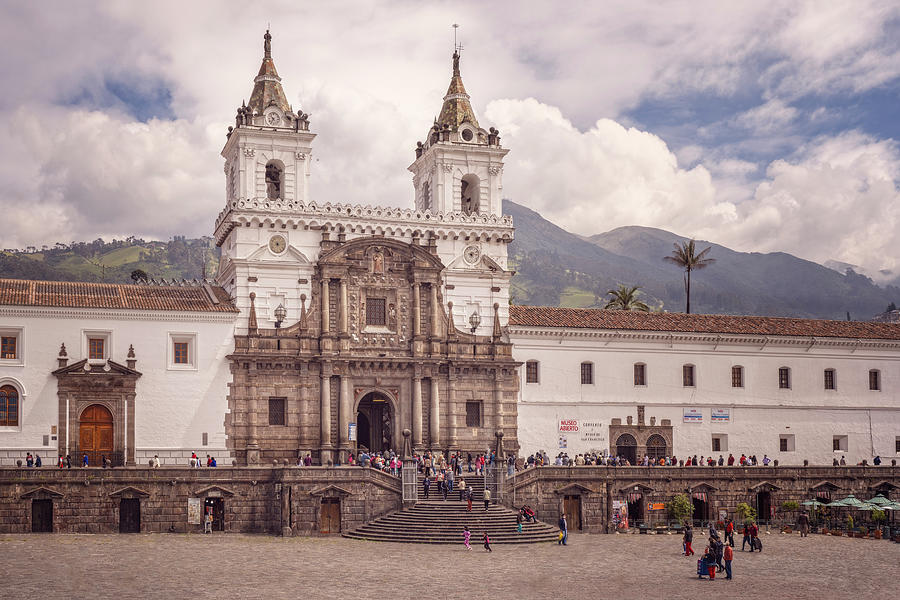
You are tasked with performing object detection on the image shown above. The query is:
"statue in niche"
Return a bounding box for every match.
[422,183,431,211]
[372,252,384,274]
[265,162,282,199]
[388,303,397,330]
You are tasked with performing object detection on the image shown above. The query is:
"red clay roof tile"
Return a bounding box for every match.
[508,305,900,340]
[0,278,237,313]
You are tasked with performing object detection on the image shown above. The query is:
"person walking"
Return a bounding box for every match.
[34,454,42,468]
[441,478,448,501]
[724,544,734,579]
[798,511,809,537]
[558,513,568,545]
[483,488,491,510]
[463,526,471,550]
[423,476,431,499]
[684,525,694,556]
[82,453,89,467]
[725,518,735,547]
[466,487,474,512]
[458,478,466,501]
[741,523,751,551]
[482,532,492,552]
[748,522,759,552]
[517,509,524,534]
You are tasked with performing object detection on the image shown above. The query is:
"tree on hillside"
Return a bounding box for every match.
[130,269,148,283]
[604,284,650,311]
[663,239,715,314]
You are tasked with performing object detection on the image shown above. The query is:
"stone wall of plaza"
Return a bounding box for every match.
[0,467,400,536]
[505,466,900,533]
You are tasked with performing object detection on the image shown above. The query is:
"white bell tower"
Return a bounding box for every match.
[408,50,508,216]
[221,30,316,208]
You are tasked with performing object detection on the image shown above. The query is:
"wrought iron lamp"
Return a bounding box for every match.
[469,310,481,356]
[274,303,286,328]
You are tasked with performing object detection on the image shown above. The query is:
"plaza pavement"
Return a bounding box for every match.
[1,530,896,599]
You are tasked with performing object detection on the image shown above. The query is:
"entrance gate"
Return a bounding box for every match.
[32,499,53,533]
[402,461,418,503]
[564,495,582,530]
[79,404,114,467]
[204,498,225,531]
[484,463,502,503]
[119,498,141,533]
[615,433,638,465]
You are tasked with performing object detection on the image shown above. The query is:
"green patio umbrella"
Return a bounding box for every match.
[825,499,847,507]
[801,499,827,508]
[866,494,892,506]
[839,494,866,507]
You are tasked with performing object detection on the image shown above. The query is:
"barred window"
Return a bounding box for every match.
[268,397,286,426]
[0,385,18,427]
[0,336,16,360]
[682,364,695,387]
[778,367,791,389]
[580,362,593,385]
[731,366,743,388]
[465,401,481,428]
[869,370,881,391]
[174,342,189,364]
[366,297,386,326]
[634,363,646,386]
[780,438,788,452]
[525,360,539,384]
[824,369,835,390]
[88,338,105,360]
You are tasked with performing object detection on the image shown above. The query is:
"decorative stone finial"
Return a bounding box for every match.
[492,302,501,340]
[248,292,258,335]
[58,343,67,357]
[264,30,272,59]
[57,343,68,368]
[127,344,135,359]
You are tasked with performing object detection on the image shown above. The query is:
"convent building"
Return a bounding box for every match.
[0,32,898,468]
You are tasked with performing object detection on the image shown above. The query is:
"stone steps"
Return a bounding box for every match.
[343,499,559,545]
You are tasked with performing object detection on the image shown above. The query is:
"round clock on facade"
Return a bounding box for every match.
[265,111,281,126]
[268,235,287,254]
[463,244,481,265]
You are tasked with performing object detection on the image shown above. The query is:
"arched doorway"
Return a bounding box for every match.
[756,491,772,525]
[692,494,710,526]
[79,404,113,467]
[356,392,393,453]
[646,434,667,461]
[615,433,637,465]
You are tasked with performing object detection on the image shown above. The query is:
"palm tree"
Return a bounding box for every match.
[604,284,650,311]
[663,239,715,314]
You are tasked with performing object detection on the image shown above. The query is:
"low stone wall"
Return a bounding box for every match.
[505,465,900,533]
[0,466,401,535]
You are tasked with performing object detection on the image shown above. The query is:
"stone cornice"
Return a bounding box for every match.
[0,306,237,324]
[214,198,514,245]
[508,327,900,351]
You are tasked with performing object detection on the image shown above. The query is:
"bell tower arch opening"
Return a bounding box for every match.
[460,173,480,215]
[265,159,284,199]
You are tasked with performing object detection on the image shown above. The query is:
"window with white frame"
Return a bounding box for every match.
[779,434,795,452]
[833,435,848,452]
[778,367,791,389]
[167,333,198,370]
[712,434,728,453]
[580,362,594,385]
[682,364,695,387]
[82,330,111,362]
[633,363,646,386]
[0,327,23,366]
[731,365,743,388]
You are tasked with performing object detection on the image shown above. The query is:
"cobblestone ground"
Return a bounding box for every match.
[2,531,897,600]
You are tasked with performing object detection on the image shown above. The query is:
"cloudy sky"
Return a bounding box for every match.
[2,1,899,282]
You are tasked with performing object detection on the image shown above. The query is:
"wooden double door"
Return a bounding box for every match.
[564,495,582,531]
[79,404,114,467]
[320,498,341,534]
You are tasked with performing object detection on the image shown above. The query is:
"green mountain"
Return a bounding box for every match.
[505,199,898,320]
[1,203,896,319]
[0,237,218,284]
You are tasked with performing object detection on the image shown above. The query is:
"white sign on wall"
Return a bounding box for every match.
[683,407,703,423]
[558,419,607,448]
[187,498,202,524]
[711,408,730,423]
[558,435,567,449]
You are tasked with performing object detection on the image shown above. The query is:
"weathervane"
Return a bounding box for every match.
[452,23,464,54]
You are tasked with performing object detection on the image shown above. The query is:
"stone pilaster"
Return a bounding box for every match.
[412,283,422,337]
[320,363,332,453]
[430,376,440,448]
[339,279,348,334]
[339,372,351,451]
[412,375,423,448]
[321,279,330,334]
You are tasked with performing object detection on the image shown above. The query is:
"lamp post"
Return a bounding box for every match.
[274,303,286,328]
[469,310,481,357]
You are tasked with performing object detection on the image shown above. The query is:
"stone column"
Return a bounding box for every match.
[125,392,136,465]
[339,279,348,334]
[430,377,440,448]
[321,279,330,334]
[430,283,441,337]
[298,363,313,449]
[339,372,352,450]
[412,283,422,337]
[247,384,260,464]
[412,375,423,448]
[493,374,504,433]
[320,363,332,450]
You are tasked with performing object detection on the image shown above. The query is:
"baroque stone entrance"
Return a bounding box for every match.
[356,391,393,452]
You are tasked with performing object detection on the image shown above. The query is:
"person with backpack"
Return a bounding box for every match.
[683,525,694,556]
[749,522,760,552]
[741,523,752,551]
[422,476,431,499]
[482,532,492,552]
[558,514,568,545]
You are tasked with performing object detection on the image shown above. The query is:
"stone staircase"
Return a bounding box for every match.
[344,474,559,544]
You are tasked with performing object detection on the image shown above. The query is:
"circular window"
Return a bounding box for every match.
[461,129,474,141]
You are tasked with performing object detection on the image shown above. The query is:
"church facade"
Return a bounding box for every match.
[0,32,898,469]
